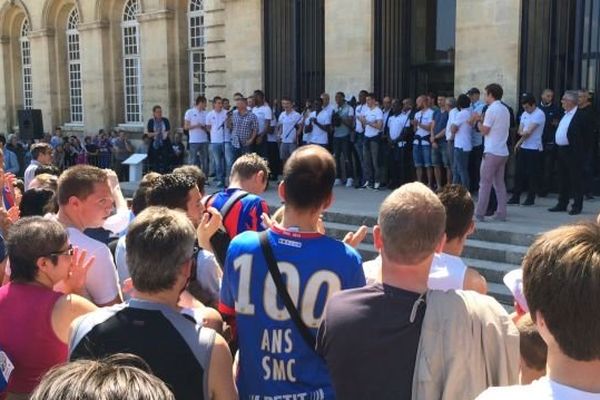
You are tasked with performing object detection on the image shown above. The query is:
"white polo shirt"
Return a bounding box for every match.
[307,110,330,145]
[414,108,434,144]
[555,107,577,146]
[519,107,546,150]
[206,109,228,144]
[388,112,411,147]
[482,100,510,156]
[364,106,384,138]
[184,107,208,144]
[252,104,273,136]
[278,110,302,144]
[453,109,474,151]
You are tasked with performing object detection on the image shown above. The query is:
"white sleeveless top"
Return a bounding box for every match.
[428,253,467,291]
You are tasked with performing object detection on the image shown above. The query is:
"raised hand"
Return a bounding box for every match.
[62,247,95,295]
[197,207,223,251]
[343,225,369,249]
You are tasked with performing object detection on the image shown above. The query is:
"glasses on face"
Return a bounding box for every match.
[47,244,74,257]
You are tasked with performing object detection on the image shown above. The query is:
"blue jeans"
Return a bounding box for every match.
[189,142,209,173]
[224,142,235,181]
[210,143,226,184]
[452,148,470,188]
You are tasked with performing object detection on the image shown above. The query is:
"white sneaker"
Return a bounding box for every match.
[334,179,342,186]
[374,182,381,190]
[346,178,354,188]
[360,181,371,189]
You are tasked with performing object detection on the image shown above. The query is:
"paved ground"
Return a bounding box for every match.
[121,181,599,236]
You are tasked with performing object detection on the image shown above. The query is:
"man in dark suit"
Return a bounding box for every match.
[549,91,585,215]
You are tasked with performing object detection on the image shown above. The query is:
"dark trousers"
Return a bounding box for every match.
[557,146,583,211]
[266,141,281,179]
[333,136,354,180]
[389,145,412,189]
[512,148,542,201]
[469,144,484,192]
[540,143,557,195]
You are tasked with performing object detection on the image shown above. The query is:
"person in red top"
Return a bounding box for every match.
[0,217,95,399]
[206,153,270,238]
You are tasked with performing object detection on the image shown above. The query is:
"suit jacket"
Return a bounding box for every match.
[565,109,586,158]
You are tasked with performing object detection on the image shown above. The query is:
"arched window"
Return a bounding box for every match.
[20,18,32,109]
[122,0,142,124]
[189,0,205,104]
[66,8,83,124]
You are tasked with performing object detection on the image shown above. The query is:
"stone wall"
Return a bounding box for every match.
[454,0,522,107]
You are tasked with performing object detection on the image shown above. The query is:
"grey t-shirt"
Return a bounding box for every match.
[317,283,426,400]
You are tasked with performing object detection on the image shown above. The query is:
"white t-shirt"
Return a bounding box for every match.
[206,109,228,144]
[476,377,600,400]
[446,108,459,141]
[362,253,467,291]
[355,103,367,133]
[364,106,384,138]
[388,112,411,147]
[453,109,474,151]
[482,101,510,156]
[428,253,467,291]
[413,108,434,145]
[252,104,273,136]
[184,107,208,143]
[278,110,303,144]
[307,110,330,145]
[114,235,129,299]
[519,107,546,150]
[67,227,121,305]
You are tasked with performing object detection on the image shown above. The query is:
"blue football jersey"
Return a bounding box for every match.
[219,226,365,400]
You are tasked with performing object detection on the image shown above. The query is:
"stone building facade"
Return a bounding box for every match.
[0,0,597,136]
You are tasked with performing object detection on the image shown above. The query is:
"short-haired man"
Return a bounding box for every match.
[548,91,585,215]
[468,87,485,192]
[229,97,259,159]
[24,143,53,189]
[538,89,562,196]
[252,90,272,158]
[277,96,303,166]
[332,92,356,187]
[206,96,229,187]
[306,98,331,148]
[509,93,546,206]
[219,145,366,399]
[359,93,384,190]
[56,165,122,306]
[431,96,451,188]
[69,207,237,400]
[321,183,518,399]
[412,95,435,188]
[388,98,415,189]
[477,222,600,399]
[472,83,510,221]
[206,153,269,239]
[516,314,547,385]
[184,95,210,174]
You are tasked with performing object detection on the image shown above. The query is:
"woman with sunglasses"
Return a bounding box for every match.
[0,217,96,399]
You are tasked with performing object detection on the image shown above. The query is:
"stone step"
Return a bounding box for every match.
[463,258,519,284]
[469,226,537,248]
[487,282,514,306]
[463,239,528,265]
[356,242,378,261]
[325,221,374,244]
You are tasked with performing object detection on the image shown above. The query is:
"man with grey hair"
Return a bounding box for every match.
[548,90,585,215]
[69,207,237,400]
[318,182,519,399]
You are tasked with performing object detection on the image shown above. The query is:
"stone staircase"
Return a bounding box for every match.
[318,210,535,306]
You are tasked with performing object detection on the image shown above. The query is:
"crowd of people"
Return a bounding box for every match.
[0,84,598,400]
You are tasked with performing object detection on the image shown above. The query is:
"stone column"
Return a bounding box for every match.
[454,0,521,107]
[0,36,9,132]
[222,0,263,94]
[78,21,112,133]
[28,28,57,133]
[205,0,226,100]
[324,0,373,96]
[137,9,176,127]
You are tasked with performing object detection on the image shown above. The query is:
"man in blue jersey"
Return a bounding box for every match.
[219,145,366,399]
[206,153,270,239]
